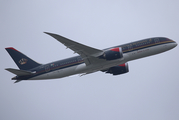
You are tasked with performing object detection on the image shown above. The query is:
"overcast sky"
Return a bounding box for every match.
[1,0,179,120]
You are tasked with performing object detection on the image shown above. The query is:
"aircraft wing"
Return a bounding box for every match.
[44,32,105,65]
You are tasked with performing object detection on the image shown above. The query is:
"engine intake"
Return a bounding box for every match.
[99,47,123,60]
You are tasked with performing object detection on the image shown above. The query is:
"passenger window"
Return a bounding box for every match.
[127,44,133,51]
[154,38,160,44]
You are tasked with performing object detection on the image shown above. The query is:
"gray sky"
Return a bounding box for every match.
[1,0,179,120]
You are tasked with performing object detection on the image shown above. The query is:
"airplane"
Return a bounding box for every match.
[5,32,177,83]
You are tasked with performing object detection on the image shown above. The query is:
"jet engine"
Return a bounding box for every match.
[102,63,129,75]
[99,47,123,60]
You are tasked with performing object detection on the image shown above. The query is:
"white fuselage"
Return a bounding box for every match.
[29,42,177,80]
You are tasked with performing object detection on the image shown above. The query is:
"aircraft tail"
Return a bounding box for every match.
[5,47,41,70]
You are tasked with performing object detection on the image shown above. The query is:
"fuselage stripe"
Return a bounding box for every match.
[123,40,173,53]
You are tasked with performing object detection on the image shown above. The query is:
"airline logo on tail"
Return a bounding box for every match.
[19,58,28,65]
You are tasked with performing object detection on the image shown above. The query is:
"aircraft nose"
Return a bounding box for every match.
[169,39,177,48]
[175,42,178,47]
[174,41,178,47]
[171,40,177,47]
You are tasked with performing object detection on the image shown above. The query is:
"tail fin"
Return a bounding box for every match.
[5,47,41,70]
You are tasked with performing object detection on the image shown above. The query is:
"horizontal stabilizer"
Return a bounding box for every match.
[14,80,22,83]
[5,68,33,76]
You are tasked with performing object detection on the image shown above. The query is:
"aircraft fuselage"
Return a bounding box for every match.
[16,37,177,80]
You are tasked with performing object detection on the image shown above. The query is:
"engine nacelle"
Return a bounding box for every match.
[99,47,123,60]
[105,63,129,75]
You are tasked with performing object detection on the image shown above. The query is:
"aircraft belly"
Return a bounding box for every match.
[76,58,128,74]
[29,65,80,80]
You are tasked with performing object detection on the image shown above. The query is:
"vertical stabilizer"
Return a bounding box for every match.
[5,47,41,70]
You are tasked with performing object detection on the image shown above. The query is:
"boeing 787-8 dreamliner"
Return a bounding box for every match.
[5,32,177,83]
